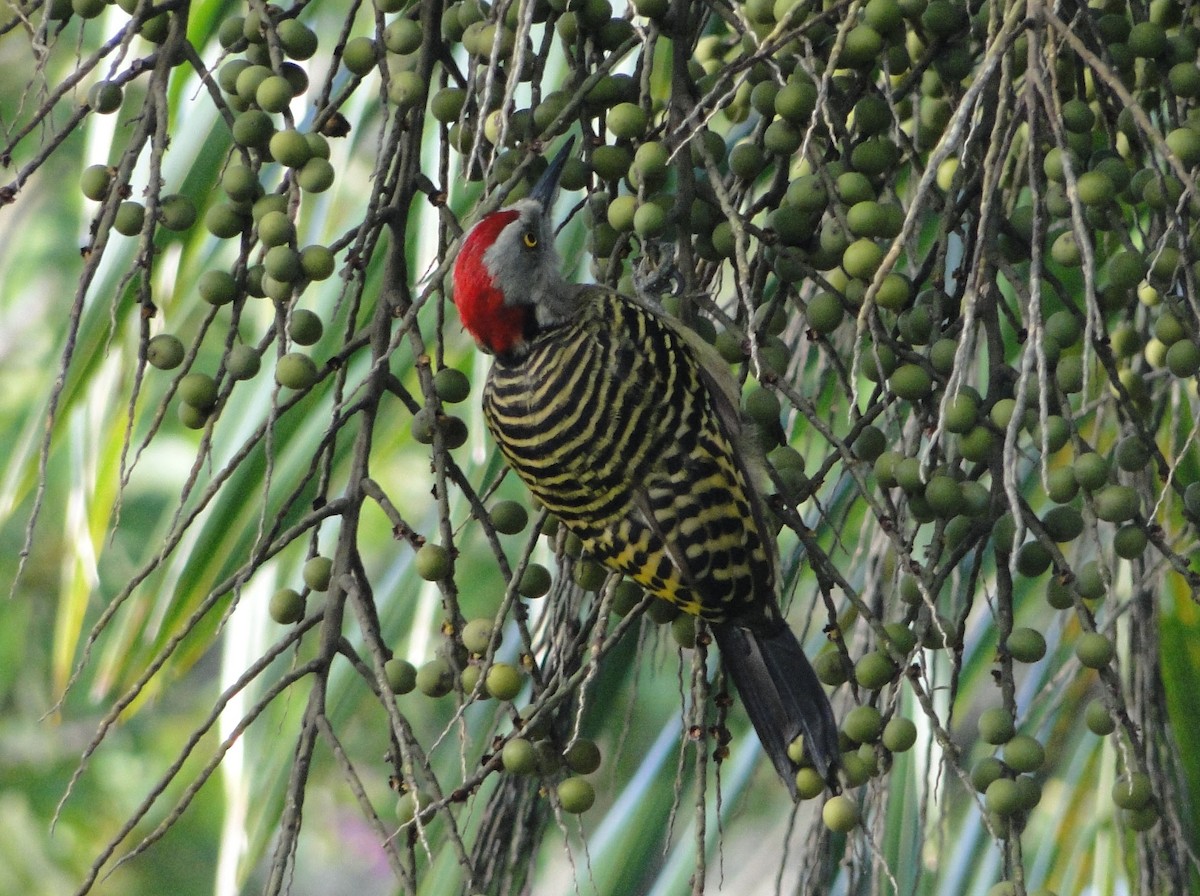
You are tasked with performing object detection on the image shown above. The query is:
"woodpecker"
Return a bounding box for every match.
[450,141,840,794]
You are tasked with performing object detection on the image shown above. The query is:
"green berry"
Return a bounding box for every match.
[298,157,335,193]
[1003,734,1045,773]
[80,164,113,200]
[269,129,311,168]
[147,334,185,370]
[433,367,470,403]
[394,788,432,825]
[415,543,450,581]
[985,777,1022,816]
[258,209,295,247]
[1112,772,1152,810]
[889,364,934,401]
[114,200,145,236]
[255,75,294,113]
[1085,699,1115,735]
[855,651,897,690]
[882,717,917,753]
[232,109,275,149]
[564,739,602,774]
[843,705,884,744]
[971,756,1005,792]
[490,500,528,534]
[978,707,1015,745]
[1007,627,1046,663]
[265,246,302,283]
[303,555,333,591]
[461,618,495,655]
[822,794,860,832]
[275,352,318,390]
[300,244,335,281]
[415,658,455,697]
[288,309,324,346]
[557,776,595,813]
[198,269,237,306]
[518,563,552,599]
[814,649,853,687]
[1075,632,1115,668]
[502,737,538,774]
[383,17,422,54]
[1093,485,1139,523]
[794,766,827,799]
[179,372,218,410]
[385,657,417,694]
[485,662,523,700]
[227,345,261,380]
[388,70,426,108]
[269,587,305,624]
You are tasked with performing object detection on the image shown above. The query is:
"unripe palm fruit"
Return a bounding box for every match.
[1007,627,1046,662]
[1112,772,1152,810]
[557,776,595,813]
[269,587,305,623]
[298,157,335,193]
[564,739,601,774]
[147,334,185,370]
[433,367,470,403]
[255,75,294,113]
[843,238,884,279]
[484,662,523,700]
[855,651,897,689]
[813,649,853,686]
[606,102,648,138]
[843,705,884,744]
[415,658,455,697]
[384,657,417,693]
[490,499,528,534]
[343,36,378,75]
[288,309,324,346]
[303,555,333,591]
[384,17,422,53]
[179,372,218,410]
[822,794,860,832]
[276,352,318,390]
[226,345,261,380]
[300,244,335,281]
[882,717,917,752]
[978,707,1015,744]
[199,269,237,305]
[415,543,450,580]
[232,110,274,149]
[258,210,295,247]
[388,70,426,108]
[269,129,311,168]
[1085,699,1115,735]
[461,618,496,655]
[80,164,113,201]
[114,201,145,236]
[1075,632,1114,668]
[278,19,318,59]
[502,737,538,774]
[518,563,552,599]
[985,777,1021,816]
[1003,735,1045,773]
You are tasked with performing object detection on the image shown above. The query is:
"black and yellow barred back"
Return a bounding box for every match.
[484,287,777,627]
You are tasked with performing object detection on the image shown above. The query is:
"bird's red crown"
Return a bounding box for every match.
[453,209,527,356]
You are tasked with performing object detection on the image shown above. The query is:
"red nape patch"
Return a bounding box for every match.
[453,209,528,355]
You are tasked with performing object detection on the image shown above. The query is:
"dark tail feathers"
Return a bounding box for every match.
[713,622,840,796]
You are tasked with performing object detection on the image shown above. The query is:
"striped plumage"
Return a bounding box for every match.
[485,287,776,625]
[451,142,840,794]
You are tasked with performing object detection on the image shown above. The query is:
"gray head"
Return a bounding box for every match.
[452,140,579,355]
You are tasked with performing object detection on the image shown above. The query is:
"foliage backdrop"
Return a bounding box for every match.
[1,0,1199,894]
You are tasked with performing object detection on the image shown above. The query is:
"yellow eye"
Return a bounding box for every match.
[522,231,538,249]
